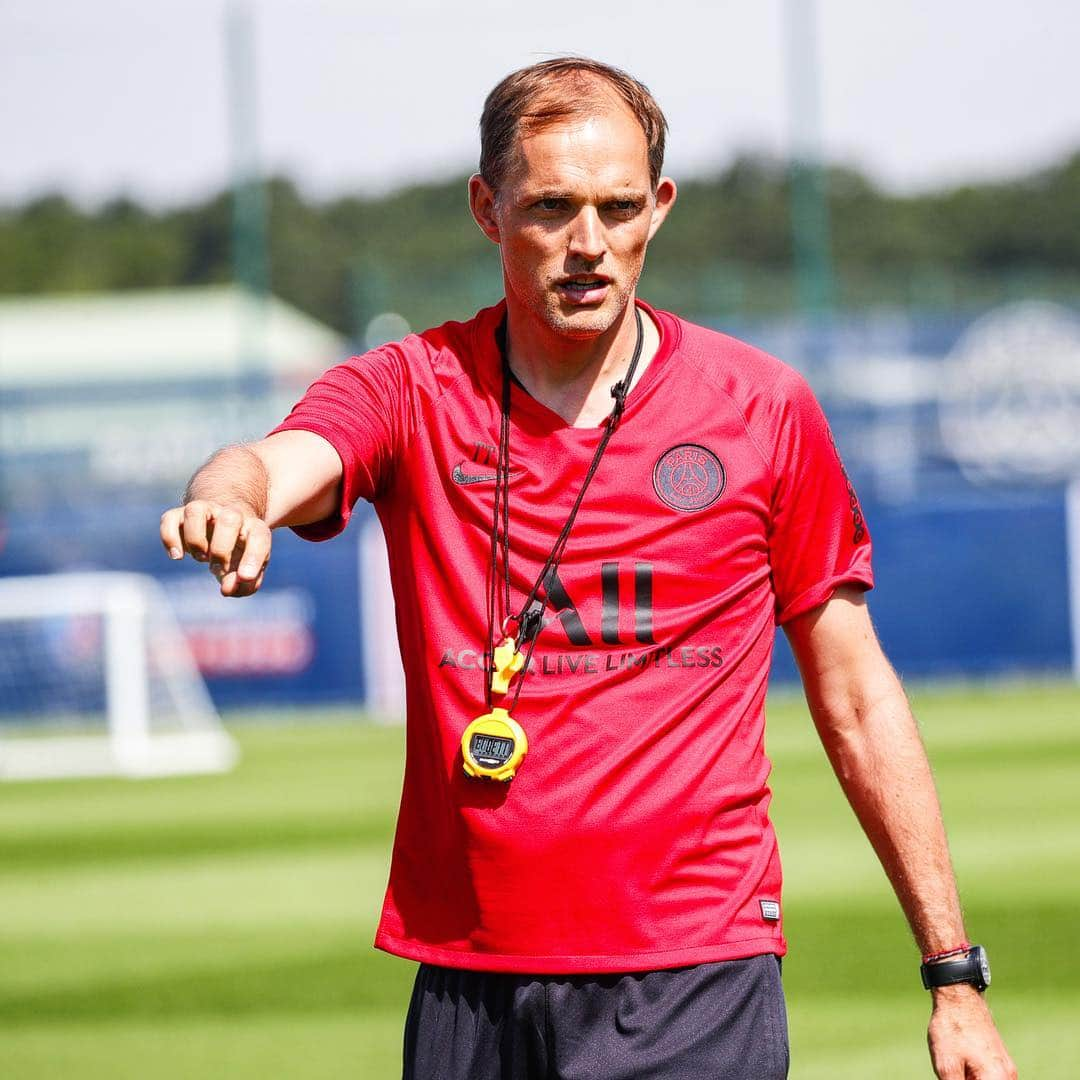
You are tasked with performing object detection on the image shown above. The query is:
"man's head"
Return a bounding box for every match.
[479,57,668,195]
[469,58,677,344]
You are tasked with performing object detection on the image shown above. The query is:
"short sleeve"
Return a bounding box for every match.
[768,370,873,624]
[269,344,416,541]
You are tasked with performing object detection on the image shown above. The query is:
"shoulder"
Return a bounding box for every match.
[660,311,807,401]
[360,303,501,390]
[414,302,502,356]
[412,303,502,371]
[654,309,820,439]
[324,303,501,401]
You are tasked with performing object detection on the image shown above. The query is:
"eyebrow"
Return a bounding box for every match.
[521,188,647,203]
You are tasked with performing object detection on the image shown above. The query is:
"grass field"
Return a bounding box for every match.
[1,681,1078,1078]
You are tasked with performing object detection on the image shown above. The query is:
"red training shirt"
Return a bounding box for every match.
[271,300,873,973]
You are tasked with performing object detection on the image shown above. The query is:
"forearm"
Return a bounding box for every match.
[787,588,968,954]
[183,432,341,529]
[807,668,967,956]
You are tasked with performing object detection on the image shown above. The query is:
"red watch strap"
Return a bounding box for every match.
[922,942,971,964]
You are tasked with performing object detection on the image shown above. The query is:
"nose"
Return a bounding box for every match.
[567,206,605,264]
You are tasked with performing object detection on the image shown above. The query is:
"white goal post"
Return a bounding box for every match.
[0,572,238,781]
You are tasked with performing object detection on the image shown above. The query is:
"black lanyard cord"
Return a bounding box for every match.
[485,332,515,710]
[484,306,645,712]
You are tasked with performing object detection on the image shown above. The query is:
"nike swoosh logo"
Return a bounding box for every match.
[452,463,523,485]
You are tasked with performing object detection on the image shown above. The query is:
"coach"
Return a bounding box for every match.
[161,58,1016,1079]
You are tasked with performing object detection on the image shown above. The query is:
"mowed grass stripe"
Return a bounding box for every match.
[0,847,391,939]
[1,936,415,1022]
[789,994,1080,1079]
[0,1013,408,1080]
[0,719,406,829]
[0,721,406,873]
[0,815,395,872]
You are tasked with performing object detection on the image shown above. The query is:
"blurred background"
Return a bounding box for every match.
[1,1,1078,1077]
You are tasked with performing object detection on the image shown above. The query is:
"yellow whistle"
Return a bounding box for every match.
[490,636,524,695]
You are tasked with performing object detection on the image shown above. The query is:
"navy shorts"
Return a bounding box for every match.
[402,953,789,1080]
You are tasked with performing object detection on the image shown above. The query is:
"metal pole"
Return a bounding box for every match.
[225,1,270,403]
[783,0,835,319]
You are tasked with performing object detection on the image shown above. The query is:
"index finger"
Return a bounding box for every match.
[236,520,272,582]
[160,507,185,560]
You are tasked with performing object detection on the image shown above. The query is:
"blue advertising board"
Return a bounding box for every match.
[0,502,370,709]
[0,488,1072,711]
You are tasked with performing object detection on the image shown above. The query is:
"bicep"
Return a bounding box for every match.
[783,584,902,739]
[250,430,344,528]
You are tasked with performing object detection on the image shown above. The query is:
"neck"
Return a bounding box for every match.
[504,299,658,427]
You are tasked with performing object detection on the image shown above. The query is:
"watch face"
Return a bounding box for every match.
[978,949,991,987]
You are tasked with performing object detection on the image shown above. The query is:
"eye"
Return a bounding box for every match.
[534,198,566,212]
[606,199,642,217]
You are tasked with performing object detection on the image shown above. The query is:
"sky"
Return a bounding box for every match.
[3,0,1079,208]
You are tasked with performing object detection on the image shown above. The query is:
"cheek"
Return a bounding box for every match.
[501,232,559,280]
[616,223,652,258]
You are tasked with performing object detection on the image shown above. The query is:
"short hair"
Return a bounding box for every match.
[479,57,668,192]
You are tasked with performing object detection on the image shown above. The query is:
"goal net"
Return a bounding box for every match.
[0,572,238,781]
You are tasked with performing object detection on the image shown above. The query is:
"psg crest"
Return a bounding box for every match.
[653,444,726,512]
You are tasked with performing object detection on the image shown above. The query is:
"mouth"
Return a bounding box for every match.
[555,275,611,305]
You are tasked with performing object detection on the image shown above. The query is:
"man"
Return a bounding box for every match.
[161,58,1016,1079]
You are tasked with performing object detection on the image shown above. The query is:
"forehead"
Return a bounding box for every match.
[503,104,651,192]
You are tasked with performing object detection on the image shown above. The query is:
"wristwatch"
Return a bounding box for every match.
[920,945,991,992]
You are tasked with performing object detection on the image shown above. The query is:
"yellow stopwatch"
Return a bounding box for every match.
[461,707,528,782]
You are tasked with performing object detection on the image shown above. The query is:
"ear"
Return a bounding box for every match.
[468,174,501,245]
[646,177,677,242]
